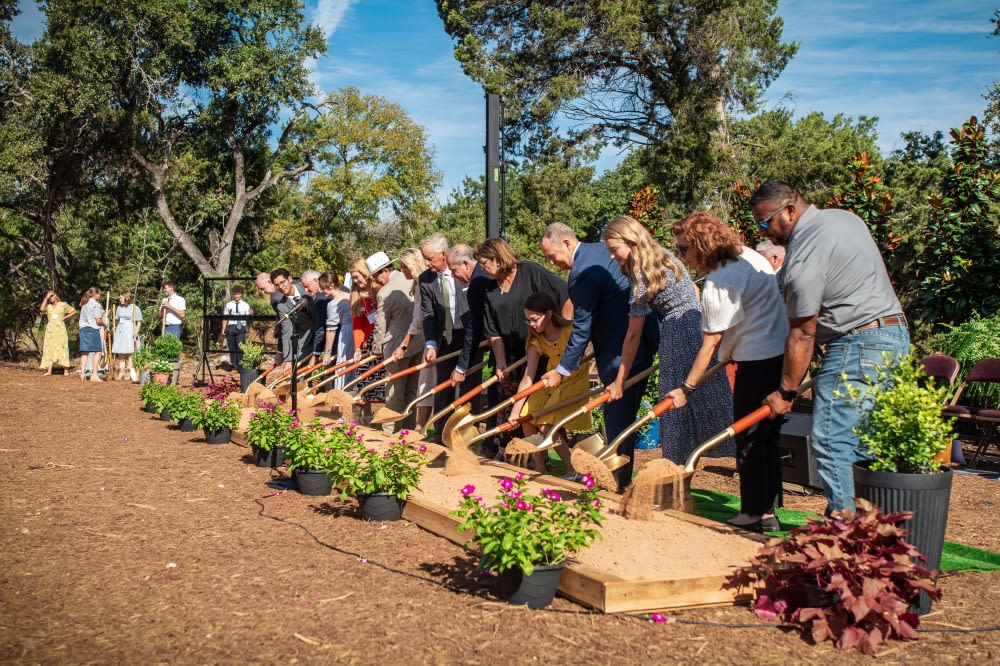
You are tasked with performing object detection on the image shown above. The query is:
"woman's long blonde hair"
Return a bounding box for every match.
[398,248,424,296]
[347,258,371,318]
[602,215,683,300]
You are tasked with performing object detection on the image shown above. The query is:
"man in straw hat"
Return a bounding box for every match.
[367,251,423,431]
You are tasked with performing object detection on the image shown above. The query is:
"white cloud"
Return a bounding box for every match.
[312,0,356,41]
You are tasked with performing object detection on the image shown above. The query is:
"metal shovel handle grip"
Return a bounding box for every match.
[682,377,815,473]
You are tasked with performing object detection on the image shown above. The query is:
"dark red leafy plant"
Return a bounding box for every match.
[201,376,241,401]
[725,499,941,654]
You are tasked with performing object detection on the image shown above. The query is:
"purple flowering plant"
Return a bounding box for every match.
[452,473,604,576]
[244,401,296,452]
[190,397,241,431]
[340,433,429,501]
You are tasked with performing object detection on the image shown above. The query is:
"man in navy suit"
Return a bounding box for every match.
[420,233,475,440]
[539,223,659,488]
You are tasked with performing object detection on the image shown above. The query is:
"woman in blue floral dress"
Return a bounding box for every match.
[602,215,733,465]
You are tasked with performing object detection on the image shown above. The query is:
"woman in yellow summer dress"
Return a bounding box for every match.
[39,290,76,375]
[507,291,591,478]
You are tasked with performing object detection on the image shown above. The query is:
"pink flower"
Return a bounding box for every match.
[510,490,521,499]
[592,499,601,508]
[582,474,595,490]
[418,445,427,453]
[475,496,483,504]
[461,484,476,496]
[515,472,526,481]
[324,448,332,454]
[651,612,667,624]
[368,447,376,454]
[548,491,562,502]
[499,477,514,491]
[515,500,530,511]
[401,430,410,436]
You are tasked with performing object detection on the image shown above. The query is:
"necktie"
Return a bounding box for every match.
[440,274,453,345]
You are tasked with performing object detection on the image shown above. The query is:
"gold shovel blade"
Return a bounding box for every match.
[370,406,406,425]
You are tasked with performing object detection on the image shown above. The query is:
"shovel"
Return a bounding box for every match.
[267,359,323,391]
[619,378,816,518]
[440,352,595,450]
[582,359,733,463]
[353,360,431,402]
[371,357,486,426]
[518,363,659,453]
[422,356,529,437]
[304,354,378,395]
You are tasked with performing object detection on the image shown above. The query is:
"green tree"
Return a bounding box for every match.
[40,0,327,278]
[913,117,1000,328]
[301,86,441,265]
[437,0,797,206]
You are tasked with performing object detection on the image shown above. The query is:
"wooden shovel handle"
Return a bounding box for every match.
[511,378,548,402]
[356,357,393,382]
[384,361,428,382]
[452,356,528,408]
[335,354,377,379]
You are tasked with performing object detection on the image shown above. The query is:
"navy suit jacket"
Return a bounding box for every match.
[559,242,659,383]
[419,268,469,351]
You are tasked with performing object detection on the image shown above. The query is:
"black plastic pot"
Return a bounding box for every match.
[494,563,565,609]
[178,418,195,432]
[295,469,333,496]
[159,408,173,422]
[203,427,232,445]
[358,493,403,521]
[252,445,285,468]
[239,367,262,393]
[853,463,953,615]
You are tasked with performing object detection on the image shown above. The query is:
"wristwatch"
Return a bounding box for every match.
[779,387,798,402]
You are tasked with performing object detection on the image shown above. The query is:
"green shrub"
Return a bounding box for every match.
[937,313,1000,404]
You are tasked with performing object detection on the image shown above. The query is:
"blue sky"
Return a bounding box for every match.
[11,1,1000,198]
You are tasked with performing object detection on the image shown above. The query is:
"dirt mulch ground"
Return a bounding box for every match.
[2,364,1000,665]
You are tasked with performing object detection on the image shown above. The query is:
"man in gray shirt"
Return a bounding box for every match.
[751,181,909,515]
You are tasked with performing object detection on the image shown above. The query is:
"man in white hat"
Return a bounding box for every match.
[366,251,423,431]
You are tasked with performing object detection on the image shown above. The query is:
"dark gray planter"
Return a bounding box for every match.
[853,463,953,615]
[358,492,403,521]
[295,469,333,496]
[178,418,195,432]
[159,408,173,422]
[252,445,285,468]
[494,562,565,609]
[203,427,232,445]
[239,368,262,393]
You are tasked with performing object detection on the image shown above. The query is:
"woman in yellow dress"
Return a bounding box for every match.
[507,292,591,478]
[38,290,76,375]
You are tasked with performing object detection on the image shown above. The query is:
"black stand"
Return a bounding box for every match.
[290,334,299,413]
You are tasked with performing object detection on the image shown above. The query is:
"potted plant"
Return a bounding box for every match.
[155,384,183,422]
[151,334,183,383]
[191,398,241,444]
[139,378,168,414]
[840,349,955,614]
[452,472,604,609]
[244,402,295,467]
[283,418,346,496]
[725,500,940,654]
[341,435,429,521]
[133,345,154,385]
[168,389,205,432]
[238,341,267,391]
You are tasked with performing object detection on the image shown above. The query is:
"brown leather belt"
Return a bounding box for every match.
[852,314,907,333]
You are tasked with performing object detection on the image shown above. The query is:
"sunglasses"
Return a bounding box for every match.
[755,200,792,230]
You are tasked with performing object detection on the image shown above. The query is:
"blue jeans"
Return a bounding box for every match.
[164,324,181,339]
[811,325,910,514]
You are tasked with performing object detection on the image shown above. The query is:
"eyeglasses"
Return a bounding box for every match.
[755,201,792,230]
[273,278,289,288]
[524,314,546,326]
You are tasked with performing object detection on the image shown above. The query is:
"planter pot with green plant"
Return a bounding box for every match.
[283,418,348,496]
[340,435,428,520]
[452,472,604,608]
[840,349,955,615]
[726,499,940,654]
[156,384,183,421]
[191,398,241,444]
[152,334,183,382]
[139,379,169,413]
[132,346,154,384]
[238,341,267,391]
[244,402,296,467]
[168,390,205,432]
